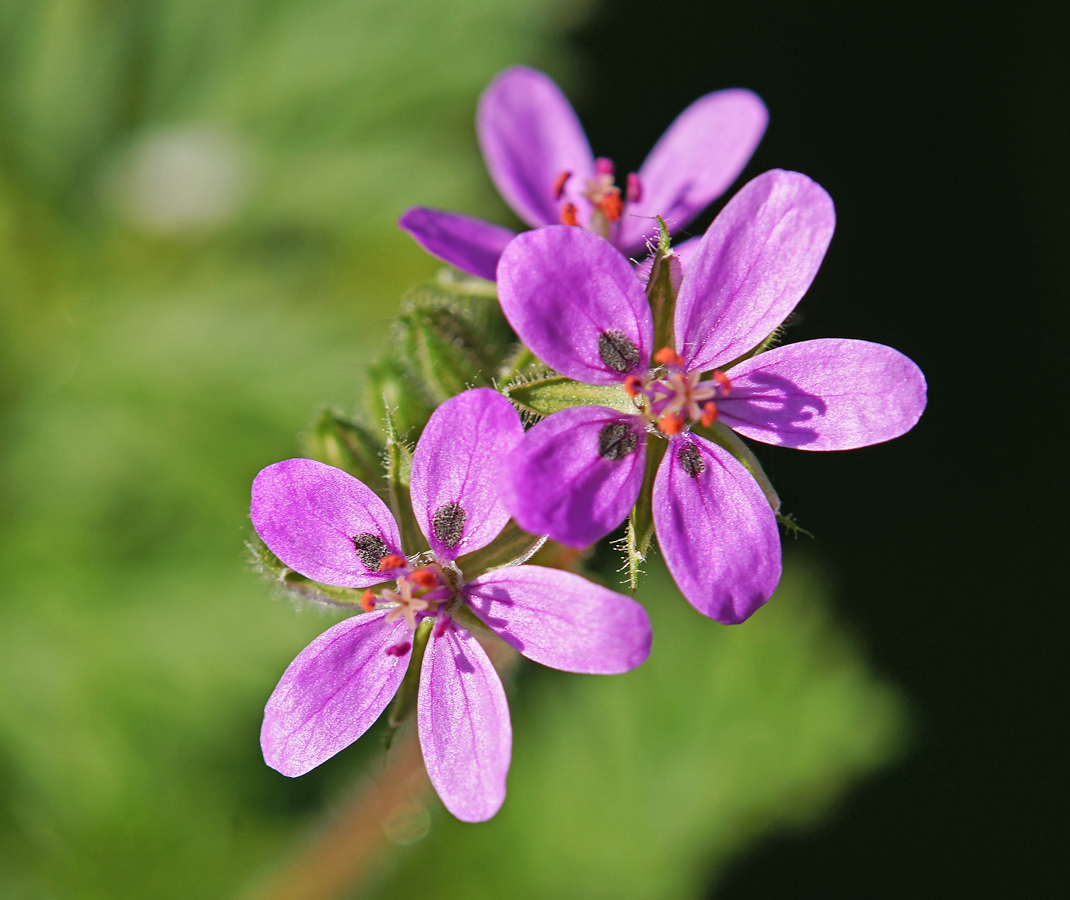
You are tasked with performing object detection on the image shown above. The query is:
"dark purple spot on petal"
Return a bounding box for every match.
[598,330,641,374]
[678,442,705,478]
[352,533,389,569]
[432,502,466,549]
[598,422,640,461]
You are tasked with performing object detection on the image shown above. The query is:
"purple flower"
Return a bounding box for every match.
[496,169,927,625]
[399,66,767,281]
[251,388,652,822]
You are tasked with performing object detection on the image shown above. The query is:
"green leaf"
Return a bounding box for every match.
[456,519,547,578]
[625,436,667,590]
[247,537,382,608]
[504,374,636,419]
[647,216,682,354]
[385,617,433,743]
[362,357,435,444]
[303,409,386,494]
[393,286,514,404]
[383,406,427,556]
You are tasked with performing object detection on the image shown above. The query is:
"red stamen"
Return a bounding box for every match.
[409,569,437,590]
[658,413,686,435]
[623,375,643,398]
[359,590,376,612]
[713,370,732,394]
[560,202,579,226]
[653,347,685,368]
[595,157,615,176]
[379,554,406,572]
[600,190,623,222]
[552,170,571,200]
[700,402,719,427]
[626,172,642,204]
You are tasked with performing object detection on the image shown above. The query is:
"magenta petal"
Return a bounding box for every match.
[500,406,646,548]
[419,623,511,822]
[477,66,594,228]
[621,89,768,251]
[251,459,405,587]
[411,389,524,561]
[718,338,927,450]
[465,566,652,674]
[261,611,410,776]
[398,207,516,281]
[498,227,654,384]
[675,170,836,374]
[653,435,781,624]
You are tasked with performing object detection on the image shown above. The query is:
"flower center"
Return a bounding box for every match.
[554,157,642,243]
[360,557,460,647]
[623,347,732,436]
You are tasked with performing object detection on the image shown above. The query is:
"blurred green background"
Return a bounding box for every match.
[4,0,1053,897]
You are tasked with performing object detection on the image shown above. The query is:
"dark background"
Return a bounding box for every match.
[574,1,1065,895]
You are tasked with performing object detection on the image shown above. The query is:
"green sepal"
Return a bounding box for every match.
[498,344,539,382]
[362,357,434,443]
[303,409,386,494]
[456,519,547,578]
[694,421,781,512]
[385,617,433,745]
[383,406,428,555]
[451,604,499,642]
[503,374,636,420]
[776,512,814,539]
[625,436,667,591]
[393,285,514,404]
[247,537,385,608]
[647,216,681,355]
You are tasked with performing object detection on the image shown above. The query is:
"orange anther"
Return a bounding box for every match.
[700,402,719,427]
[379,554,406,572]
[658,413,686,435]
[713,370,732,394]
[623,375,643,398]
[653,347,684,368]
[600,190,623,222]
[552,171,571,200]
[560,202,579,226]
[359,590,376,612]
[409,569,437,590]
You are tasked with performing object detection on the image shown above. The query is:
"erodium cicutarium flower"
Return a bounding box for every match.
[251,388,652,822]
[496,169,927,625]
[398,65,767,281]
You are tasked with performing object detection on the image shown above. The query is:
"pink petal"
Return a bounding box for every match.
[498,226,654,384]
[411,389,524,561]
[653,435,781,624]
[399,207,517,281]
[464,566,652,674]
[418,623,511,822]
[674,170,836,374]
[499,406,646,548]
[251,459,405,587]
[477,66,594,228]
[621,89,768,251]
[718,339,927,450]
[261,611,411,776]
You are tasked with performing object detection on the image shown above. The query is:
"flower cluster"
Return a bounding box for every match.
[250,67,926,823]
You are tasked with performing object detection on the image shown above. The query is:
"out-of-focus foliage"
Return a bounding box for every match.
[0,1,906,898]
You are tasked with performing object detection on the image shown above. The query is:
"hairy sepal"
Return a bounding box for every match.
[303,409,386,499]
[456,519,547,578]
[247,537,386,608]
[503,374,636,420]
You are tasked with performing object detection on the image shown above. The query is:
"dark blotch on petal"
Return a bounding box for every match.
[352,533,389,569]
[598,330,641,374]
[678,442,705,478]
[598,422,640,461]
[432,502,467,549]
